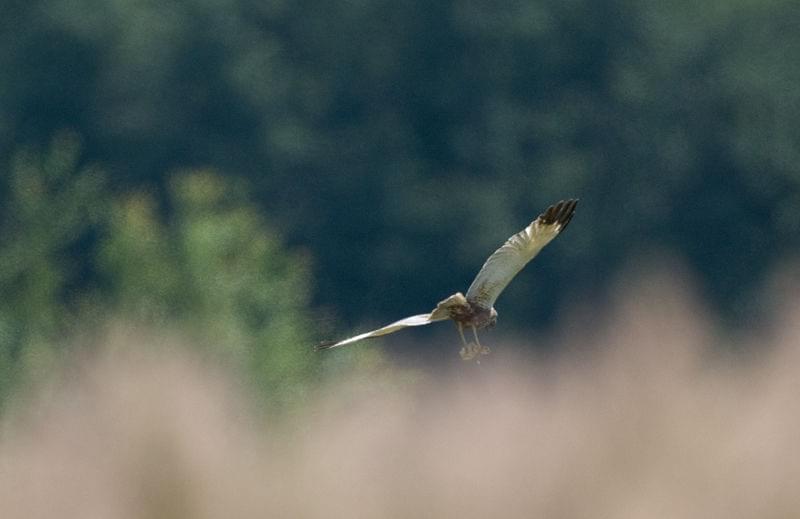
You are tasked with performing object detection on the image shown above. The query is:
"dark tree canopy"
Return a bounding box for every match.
[1,0,800,402]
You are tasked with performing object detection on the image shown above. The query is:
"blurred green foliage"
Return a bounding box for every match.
[2,0,800,401]
[0,136,320,408]
[0,133,106,401]
[99,170,318,405]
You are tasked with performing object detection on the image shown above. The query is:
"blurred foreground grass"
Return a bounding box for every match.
[2,266,800,518]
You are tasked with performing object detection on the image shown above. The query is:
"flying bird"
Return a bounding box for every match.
[319,199,578,360]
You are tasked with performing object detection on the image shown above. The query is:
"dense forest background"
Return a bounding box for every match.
[2,0,800,404]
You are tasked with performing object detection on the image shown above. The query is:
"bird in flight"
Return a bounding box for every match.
[319,199,578,360]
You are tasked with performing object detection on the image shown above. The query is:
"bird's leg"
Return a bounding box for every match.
[458,322,479,361]
[459,325,485,361]
[471,326,481,346]
[457,322,468,348]
[471,326,491,357]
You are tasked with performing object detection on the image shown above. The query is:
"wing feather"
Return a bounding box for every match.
[317,313,444,350]
[465,199,578,309]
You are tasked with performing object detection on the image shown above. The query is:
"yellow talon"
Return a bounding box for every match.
[459,342,486,361]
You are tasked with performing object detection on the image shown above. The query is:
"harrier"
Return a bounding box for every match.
[319,199,578,360]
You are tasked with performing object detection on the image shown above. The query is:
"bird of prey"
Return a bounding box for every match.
[319,199,578,360]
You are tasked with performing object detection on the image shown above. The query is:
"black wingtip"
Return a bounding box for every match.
[558,198,578,232]
[315,340,337,351]
[539,199,578,231]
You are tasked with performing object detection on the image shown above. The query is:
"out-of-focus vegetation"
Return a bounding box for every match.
[0,134,318,408]
[2,0,800,405]
[2,273,800,517]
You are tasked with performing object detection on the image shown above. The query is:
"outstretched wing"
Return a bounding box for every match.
[317,313,445,350]
[465,199,578,309]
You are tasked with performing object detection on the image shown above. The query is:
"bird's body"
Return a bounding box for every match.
[319,199,578,359]
[430,292,495,329]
